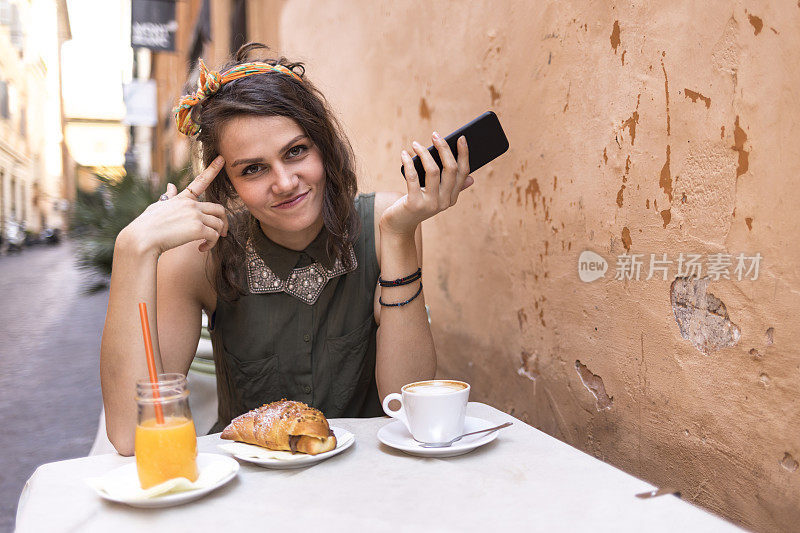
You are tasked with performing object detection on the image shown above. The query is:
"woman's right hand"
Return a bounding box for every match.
[120,156,228,256]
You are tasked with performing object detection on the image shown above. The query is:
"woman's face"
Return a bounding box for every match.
[218,115,326,240]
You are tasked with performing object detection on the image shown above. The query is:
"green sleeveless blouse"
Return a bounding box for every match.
[208,193,383,433]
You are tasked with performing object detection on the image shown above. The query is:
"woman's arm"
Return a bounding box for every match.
[101,238,209,455]
[373,196,432,399]
[373,132,473,399]
[100,158,226,455]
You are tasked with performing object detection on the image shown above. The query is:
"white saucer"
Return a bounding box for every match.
[87,453,239,508]
[219,426,355,469]
[377,416,500,458]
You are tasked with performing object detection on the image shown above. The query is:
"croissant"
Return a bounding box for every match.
[221,400,337,455]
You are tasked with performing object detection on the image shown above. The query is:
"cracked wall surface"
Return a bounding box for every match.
[670,276,741,354]
[256,1,800,530]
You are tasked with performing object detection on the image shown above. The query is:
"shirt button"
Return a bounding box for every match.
[304,385,312,394]
[303,334,310,342]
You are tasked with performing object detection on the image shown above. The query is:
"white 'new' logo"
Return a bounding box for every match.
[578,251,608,282]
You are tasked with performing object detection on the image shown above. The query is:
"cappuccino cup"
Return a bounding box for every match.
[382,380,470,443]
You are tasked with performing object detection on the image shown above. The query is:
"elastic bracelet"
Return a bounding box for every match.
[379,282,423,307]
[379,268,422,287]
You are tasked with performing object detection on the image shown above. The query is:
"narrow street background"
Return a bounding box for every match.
[0,242,108,531]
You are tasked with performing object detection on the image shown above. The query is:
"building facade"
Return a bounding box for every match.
[0,0,70,239]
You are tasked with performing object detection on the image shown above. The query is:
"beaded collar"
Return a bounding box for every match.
[245,226,357,305]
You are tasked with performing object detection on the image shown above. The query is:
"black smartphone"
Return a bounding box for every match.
[401,111,509,187]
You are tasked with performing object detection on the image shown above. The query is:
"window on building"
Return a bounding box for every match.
[0,0,11,25]
[0,81,8,119]
[188,0,211,70]
[0,169,5,223]
[10,176,16,220]
[230,0,247,54]
[19,106,25,137]
[9,4,23,52]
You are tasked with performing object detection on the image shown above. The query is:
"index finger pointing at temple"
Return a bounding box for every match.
[180,155,225,198]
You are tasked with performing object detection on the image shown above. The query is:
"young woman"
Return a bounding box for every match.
[100,43,473,455]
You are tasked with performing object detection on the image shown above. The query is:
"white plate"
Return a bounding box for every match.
[377,416,500,458]
[88,453,239,508]
[219,426,355,469]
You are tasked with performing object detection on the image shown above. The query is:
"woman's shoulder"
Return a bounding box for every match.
[352,190,401,228]
[367,191,402,220]
[158,241,217,311]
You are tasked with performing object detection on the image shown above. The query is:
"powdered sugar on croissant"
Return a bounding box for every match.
[221,399,337,455]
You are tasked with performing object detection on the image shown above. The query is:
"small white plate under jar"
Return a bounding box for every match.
[86,453,239,508]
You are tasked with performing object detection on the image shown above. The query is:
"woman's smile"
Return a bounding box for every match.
[272,190,310,209]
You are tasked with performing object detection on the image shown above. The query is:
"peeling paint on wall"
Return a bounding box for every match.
[747,13,764,35]
[622,112,639,146]
[518,350,540,382]
[732,116,750,177]
[661,55,671,135]
[616,161,629,208]
[670,277,741,355]
[621,226,632,251]
[575,360,613,410]
[517,308,528,330]
[781,453,798,472]
[610,20,620,52]
[616,184,625,207]
[671,141,737,242]
[659,145,673,202]
[622,95,641,145]
[489,84,501,106]
[524,178,541,208]
[684,88,712,108]
[419,97,432,119]
[660,208,671,228]
[711,17,740,76]
[765,327,774,345]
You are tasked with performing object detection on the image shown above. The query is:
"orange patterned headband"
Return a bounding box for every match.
[174,58,303,136]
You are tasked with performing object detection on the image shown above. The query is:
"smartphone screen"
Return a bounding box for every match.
[401,111,509,187]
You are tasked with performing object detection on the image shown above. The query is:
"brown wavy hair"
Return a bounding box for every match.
[192,43,359,301]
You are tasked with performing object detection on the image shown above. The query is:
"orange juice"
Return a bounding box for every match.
[135,416,198,489]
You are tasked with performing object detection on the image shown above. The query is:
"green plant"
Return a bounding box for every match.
[71,167,190,287]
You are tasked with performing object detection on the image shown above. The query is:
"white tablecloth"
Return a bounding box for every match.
[15,403,740,532]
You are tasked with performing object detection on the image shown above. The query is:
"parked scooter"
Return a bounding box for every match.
[39,227,61,245]
[2,219,25,253]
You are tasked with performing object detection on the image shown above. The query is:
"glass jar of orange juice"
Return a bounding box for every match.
[135,373,198,489]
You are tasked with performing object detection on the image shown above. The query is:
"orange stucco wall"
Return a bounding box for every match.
[249,1,800,529]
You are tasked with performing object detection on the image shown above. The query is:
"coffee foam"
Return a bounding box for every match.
[404,380,468,394]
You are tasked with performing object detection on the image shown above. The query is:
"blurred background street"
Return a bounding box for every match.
[0,242,108,531]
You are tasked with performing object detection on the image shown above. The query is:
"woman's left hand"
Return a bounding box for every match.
[379,132,474,236]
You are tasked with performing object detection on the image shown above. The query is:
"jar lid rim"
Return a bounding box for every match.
[135,372,186,386]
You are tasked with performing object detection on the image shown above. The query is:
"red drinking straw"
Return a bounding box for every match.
[138,302,164,424]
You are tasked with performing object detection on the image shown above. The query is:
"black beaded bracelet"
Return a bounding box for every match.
[379,282,423,307]
[379,268,422,287]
